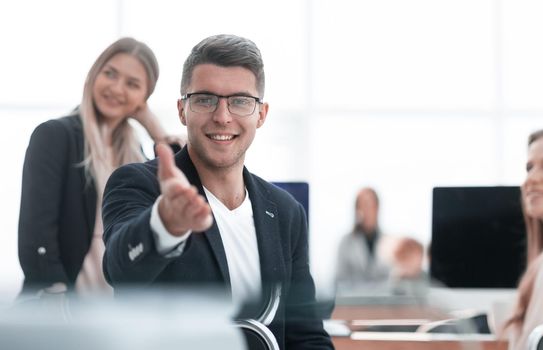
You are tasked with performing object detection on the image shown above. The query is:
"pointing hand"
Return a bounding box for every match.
[156,143,213,236]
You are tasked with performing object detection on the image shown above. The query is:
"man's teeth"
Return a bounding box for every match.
[210,134,234,141]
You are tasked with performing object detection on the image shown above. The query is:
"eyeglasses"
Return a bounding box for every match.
[181,93,262,117]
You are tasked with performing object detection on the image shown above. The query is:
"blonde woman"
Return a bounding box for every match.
[18,37,179,297]
[502,130,543,350]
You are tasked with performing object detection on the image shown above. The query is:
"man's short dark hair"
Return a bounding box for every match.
[180,34,265,97]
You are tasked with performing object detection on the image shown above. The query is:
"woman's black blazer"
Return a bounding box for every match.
[18,114,96,293]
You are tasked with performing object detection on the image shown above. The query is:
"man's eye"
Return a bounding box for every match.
[231,97,251,106]
[195,97,213,104]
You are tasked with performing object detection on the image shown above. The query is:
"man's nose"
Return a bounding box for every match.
[212,98,233,123]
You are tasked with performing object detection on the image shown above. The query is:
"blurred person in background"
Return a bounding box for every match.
[335,187,392,292]
[18,37,182,298]
[500,129,543,350]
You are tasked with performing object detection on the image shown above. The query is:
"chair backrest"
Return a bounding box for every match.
[234,319,280,350]
[527,324,543,350]
[235,284,282,350]
[256,284,281,326]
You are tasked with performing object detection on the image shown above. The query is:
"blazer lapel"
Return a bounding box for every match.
[244,169,286,287]
[203,219,231,286]
[175,148,231,286]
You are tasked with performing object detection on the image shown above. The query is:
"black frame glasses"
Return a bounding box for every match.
[181,93,263,117]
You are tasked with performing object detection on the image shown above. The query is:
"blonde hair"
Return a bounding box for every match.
[502,129,543,333]
[80,37,159,193]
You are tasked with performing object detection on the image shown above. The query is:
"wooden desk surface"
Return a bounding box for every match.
[332,335,508,350]
[330,304,507,350]
[332,304,450,322]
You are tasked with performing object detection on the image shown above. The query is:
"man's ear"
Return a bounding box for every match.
[257,102,269,128]
[178,99,187,125]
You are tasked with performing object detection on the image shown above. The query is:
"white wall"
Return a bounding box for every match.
[1,0,543,301]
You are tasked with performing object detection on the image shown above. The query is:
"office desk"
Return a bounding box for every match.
[330,297,508,350]
[333,333,508,350]
[332,304,448,322]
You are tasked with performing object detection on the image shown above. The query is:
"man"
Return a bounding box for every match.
[102,34,333,350]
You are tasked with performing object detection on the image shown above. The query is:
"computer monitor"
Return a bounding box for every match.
[430,186,526,288]
[271,182,309,221]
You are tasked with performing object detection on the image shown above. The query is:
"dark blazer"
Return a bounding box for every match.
[102,147,334,350]
[18,114,96,293]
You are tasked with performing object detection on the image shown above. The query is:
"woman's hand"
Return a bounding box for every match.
[132,103,187,151]
[132,103,157,127]
[132,103,168,141]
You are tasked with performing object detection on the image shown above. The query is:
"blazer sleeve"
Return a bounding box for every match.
[284,203,335,350]
[18,120,70,287]
[102,163,180,285]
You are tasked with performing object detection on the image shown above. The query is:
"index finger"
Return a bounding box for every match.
[156,143,189,186]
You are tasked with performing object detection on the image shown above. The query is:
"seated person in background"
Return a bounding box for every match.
[335,187,392,292]
[18,37,182,298]
[500,129,543,350]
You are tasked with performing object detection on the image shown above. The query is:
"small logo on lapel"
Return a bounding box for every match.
[265,210,275,218]
[128,242,144,261]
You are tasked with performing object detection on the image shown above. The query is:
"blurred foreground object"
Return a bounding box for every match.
[0,288,245,350]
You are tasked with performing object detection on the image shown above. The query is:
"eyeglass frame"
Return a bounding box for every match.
[180,92,263,117]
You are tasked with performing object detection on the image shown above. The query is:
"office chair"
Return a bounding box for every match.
[235,319,280,350]
[527,324,543,350]
[234,284,281,350]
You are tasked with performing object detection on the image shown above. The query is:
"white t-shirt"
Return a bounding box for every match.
[150,187,262,305]
[203,187,262,305]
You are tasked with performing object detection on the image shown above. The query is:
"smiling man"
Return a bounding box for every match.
[102,34,334,350]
